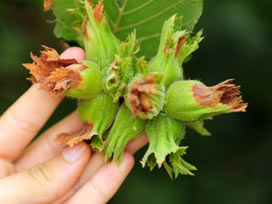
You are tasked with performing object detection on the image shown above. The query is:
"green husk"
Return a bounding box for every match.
[149,15,187,88]
[141,113,196,178]
[83,0,120,68]
[102,32,138,102]
[125,73,165,120]
[65,61,102,99]
[165,80,244,121]
[184,120,211,136]
[141,114,185,168]
[104,104,146,163]
[78,92,119,151]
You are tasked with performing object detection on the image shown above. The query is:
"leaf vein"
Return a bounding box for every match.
[113,0,121,10]
[113,0,128,33]
[138,33,161,42]
[115,0,185,33]
[123,0,154,16]
[56,17,72,30]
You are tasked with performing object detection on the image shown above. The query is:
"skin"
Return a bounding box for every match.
[0,47,148,204]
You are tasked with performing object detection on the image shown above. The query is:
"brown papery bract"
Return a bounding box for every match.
[23,46,80,93]
[130,75,157,116]
[193,79,248,112]
[87,0,104,23]
[42,66,82,94]
[82,17,89,40]
[43,0,55,12]
[94,0,104,24]
[175,35,188,58]
[56,123,94,147]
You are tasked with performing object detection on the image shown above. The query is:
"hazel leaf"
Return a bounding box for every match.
[101,0,203,57]
[52,0,85,46]
[51,0,203,57]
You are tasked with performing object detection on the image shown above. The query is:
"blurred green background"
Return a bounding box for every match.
[0,0,271,203]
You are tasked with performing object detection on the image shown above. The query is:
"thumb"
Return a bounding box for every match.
[60,46,85,61]
[0,143,90,204]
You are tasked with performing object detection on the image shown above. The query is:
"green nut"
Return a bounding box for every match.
[78,92,119,151]
[65,61,102,99]
[125,73,165,120]
[165,79,248,121]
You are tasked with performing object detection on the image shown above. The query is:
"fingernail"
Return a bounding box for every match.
[62,144,86,163]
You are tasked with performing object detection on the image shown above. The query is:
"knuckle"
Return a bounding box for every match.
[86,179,109,201]
[0,159,15,178]
[8,109,39,135]
[28,163,55,187]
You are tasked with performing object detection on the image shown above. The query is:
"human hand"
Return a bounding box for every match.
[0,47,148,204]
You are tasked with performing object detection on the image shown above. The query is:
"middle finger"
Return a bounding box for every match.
[15,111,83,171]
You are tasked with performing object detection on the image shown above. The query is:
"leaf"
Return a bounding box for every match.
[97,0,203,57]
[51,0,203,57]
[52,0,85,46]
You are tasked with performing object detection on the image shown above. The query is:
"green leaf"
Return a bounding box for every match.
[52,0,203,57]
[52,0,85,46]
[101,0,203,57]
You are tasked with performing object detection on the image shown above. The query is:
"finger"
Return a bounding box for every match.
[0,84,63,161]
[126,133,148,154]
[66,152,134,204]
[15,111,84,171]
[54,134,148,204]
[53,153,105,204]
[0,47,85,162]
[0,142,90,204]
[16,131,147,203]
[15,119,146,171]
[0,159,15,178]
[60,47,85,62]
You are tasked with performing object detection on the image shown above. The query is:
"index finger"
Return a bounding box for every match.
[0,47,85,161]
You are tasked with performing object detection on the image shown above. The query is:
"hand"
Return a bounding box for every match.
[0,47,148,204]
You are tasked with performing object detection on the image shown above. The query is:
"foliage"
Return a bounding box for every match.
[52,0,203,57]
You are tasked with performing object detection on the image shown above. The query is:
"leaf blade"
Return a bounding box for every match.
[107,0,203,56]
[52,0,203,57]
